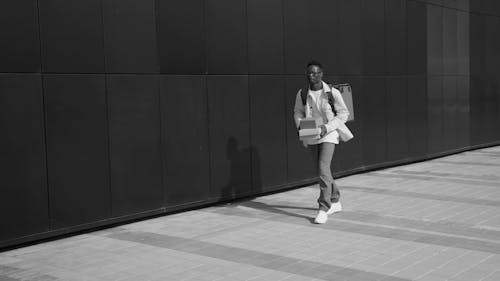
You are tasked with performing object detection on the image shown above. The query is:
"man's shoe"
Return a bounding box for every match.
[314,210,328,224]
[326,202,342,215]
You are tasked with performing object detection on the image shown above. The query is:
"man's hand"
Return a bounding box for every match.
[319,125,327,138]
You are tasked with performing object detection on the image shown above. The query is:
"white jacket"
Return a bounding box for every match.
[293,81,350,145]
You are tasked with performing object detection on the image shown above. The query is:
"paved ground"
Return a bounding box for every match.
[1,146,500,281]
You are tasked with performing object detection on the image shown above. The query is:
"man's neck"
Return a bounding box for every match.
[309,82,323,91]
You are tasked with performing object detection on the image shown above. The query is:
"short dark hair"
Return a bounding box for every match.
[306,60,323,70]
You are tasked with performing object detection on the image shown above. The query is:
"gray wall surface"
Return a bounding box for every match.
[1,0,500,248]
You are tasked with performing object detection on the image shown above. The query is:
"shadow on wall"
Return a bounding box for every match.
[221,137,261,200]
[222,137,316,224]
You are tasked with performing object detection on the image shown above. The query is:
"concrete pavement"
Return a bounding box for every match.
[1,146,499,281]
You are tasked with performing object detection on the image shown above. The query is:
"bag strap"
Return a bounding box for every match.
[326,84,337,116]
[300,87,308,106]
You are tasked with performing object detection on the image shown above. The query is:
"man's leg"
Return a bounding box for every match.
[331,180,340,203]
[307,144,319,172]
[317,142,336,211]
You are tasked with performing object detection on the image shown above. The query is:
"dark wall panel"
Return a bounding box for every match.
[427,76,444,154]
[338,0,362,75]
[283,0,310,75]
[484,17,500,79]
[39,0,104,73]
[285,77,317,182]
[457,10,469,76]
[247,0,284,74]
[361,0,385,75]
[456,0,470,12]
[496,79,500,141]
[206,0,247,74]
[362,77,387,165]
[385,0,406,75]
[497,79,500,142]
[0,0,40,72]
[426,0,443,6]
[443,8,458,75]
[427,4,443,75]
[107,75,162,216]
[283,0,339,74]
[157,0,205,74]
[161,76,210,206]
[488,0,498,16]
[469,77,484,145]
[407,0,427,75]
[456,77,470,148]
[44,75,109,228]
[386,77,408,161]
[407,76,428,157]
[310,0,339,75]
[0,74,47,241]
[456,0,471,11]
[471,0,494,15]
[442,76,458,151]
[442,0,457,9]
[208,76,251,199]
[468,1,480,14]
[469,14,484,78]
[495,1,500,17]
[484,79,500,142]
[249,76,287,192]
[469,13,487,145]
[102,0,158,73]
[489,1,498,15]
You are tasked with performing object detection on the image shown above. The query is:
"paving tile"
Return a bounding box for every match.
[480,270,500,281]
[415,275,448,281]
[245,270,292,281]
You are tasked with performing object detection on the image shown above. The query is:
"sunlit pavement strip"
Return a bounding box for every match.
[1,146,500,281]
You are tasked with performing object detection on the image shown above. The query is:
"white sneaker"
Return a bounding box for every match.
[314,210,328,224]
[326,202,342,215]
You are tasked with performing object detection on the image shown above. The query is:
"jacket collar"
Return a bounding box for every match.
[308,81,331,93]
[322,81,332,92]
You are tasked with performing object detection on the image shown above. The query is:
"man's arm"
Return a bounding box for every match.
[293,90,305,129]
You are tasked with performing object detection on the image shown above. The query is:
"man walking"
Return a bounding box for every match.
[293,61,350,224]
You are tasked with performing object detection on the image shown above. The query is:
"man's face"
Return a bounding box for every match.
[307,65,323,85]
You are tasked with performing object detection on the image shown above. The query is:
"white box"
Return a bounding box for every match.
[299,128,321,140]
[299,117,322,129]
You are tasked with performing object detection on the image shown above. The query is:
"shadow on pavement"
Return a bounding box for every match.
[238,200,317,224]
